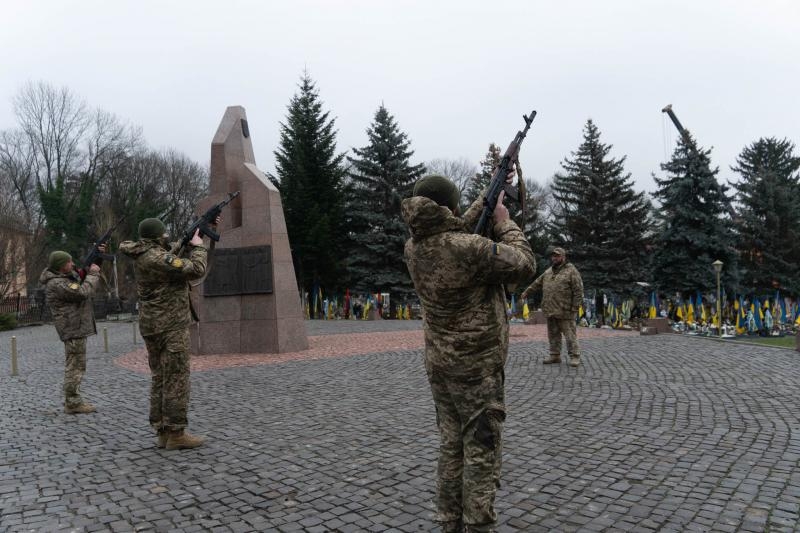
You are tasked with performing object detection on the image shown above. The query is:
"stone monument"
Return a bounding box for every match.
[190,106,308,354]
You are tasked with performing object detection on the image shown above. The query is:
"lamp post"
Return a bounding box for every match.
[712,260,724,338]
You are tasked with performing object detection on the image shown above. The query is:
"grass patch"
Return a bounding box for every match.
[735,335,797,348]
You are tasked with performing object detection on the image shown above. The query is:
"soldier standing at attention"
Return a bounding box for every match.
[120,217,215,450]
[521,247,584,367]
[402,174,535,533]
[40,249,104,414]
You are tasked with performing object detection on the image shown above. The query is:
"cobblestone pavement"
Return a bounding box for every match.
[1,321,799,532]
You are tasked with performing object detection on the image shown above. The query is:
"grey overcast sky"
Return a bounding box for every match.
[2,0,798,193]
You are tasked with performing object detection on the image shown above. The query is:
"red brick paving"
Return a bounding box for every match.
[114,323,633,374]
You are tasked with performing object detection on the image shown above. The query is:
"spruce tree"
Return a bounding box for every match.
[520,178,551,275]
[38,173,96,261]
[550,119,653,296]
[464,143,501,207]
[345,105,425,298]
[731,137,800,295]
[651,131,739,296]
[273,73,347,296]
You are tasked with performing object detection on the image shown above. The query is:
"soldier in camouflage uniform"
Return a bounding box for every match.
[39,250,103,414]
[521,247,584,367]
[120,217,213,450]
[402,174,535,533]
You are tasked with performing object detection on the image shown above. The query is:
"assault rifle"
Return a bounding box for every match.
[82,215,127,268]
[177,191,240,252]
[474,110,536,235]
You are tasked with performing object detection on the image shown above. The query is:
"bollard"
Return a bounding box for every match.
[103,327,109,353]
[11,336,18,376]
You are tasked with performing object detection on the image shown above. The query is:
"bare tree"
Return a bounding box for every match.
[86,109,143,185]
[157,149,209,235]
[13,81,89,189]
[0,176,33,297]
[0,129,38,221]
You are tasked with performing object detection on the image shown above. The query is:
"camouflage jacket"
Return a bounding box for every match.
[39,268,101,341]
[119,239,208,336]
[402,196,536,379]
[525,262,583,319]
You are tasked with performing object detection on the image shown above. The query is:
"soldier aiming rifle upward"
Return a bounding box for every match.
[474,110,536,235]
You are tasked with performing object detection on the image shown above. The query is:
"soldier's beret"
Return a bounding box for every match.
[48,251,72,271]
[551,247,566,256]
[413,174,460,211]
[138,218,166,240]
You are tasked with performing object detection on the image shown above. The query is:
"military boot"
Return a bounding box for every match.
[569,355,580,367]
[542,355,561,364]
[465,524,495,533]
[440,520,464,533]
[156,430,168,449]
[165,430,205,450]
[64,403,96,414]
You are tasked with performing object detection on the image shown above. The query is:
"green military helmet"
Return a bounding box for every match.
[48,251,72,271]
[138,218,166,240]
[413,174,460,211]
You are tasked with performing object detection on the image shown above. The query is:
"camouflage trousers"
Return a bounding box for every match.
[546,317,580,358]
[143,328,191,432]
[64,338,87,408]
[428,366,506,530]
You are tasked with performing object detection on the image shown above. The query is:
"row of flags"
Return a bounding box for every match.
[302,288,415,320]
[302,286,800,332]
[653,290,800,332]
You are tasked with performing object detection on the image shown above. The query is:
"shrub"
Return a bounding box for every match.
[0,313,17,331]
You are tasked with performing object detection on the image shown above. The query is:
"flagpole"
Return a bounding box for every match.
[713,260,723,338]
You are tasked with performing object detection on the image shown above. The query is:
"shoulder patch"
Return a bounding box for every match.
[164,254,183,268]
[68,283,80,290]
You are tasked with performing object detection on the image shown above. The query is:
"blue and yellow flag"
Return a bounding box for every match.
[648,292,657,319]
[752,298,763,330]
[734,296,746,334]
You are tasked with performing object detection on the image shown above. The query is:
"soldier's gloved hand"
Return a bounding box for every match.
[189,229,203,246]
[97,243,107,254]
[492,190,510,224]
[89,264,101,274]
[213,215,222,227]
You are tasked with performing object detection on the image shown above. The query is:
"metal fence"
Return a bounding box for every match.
[0,292,138,326]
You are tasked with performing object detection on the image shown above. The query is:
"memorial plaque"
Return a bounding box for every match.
[241,245,272,294]
[204,246,272,296]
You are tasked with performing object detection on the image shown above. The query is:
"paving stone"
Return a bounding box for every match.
[2,322,800,531]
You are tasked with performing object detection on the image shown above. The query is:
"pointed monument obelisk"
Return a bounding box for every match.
[190,106,308,354]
